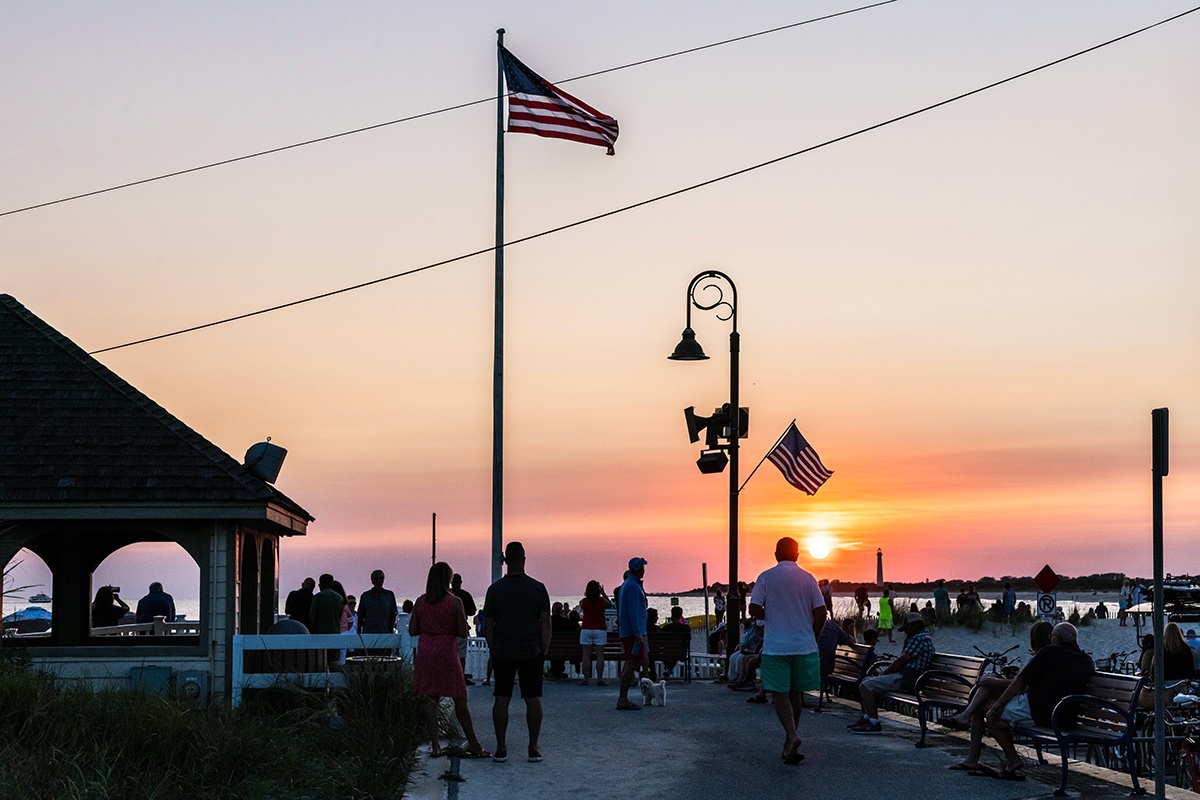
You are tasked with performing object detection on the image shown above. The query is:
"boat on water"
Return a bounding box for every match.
[28,593,51,604]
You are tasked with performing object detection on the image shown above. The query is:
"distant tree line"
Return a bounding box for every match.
[686,573,1130,595]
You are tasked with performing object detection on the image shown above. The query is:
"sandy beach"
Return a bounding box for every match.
[872,616,1147,671]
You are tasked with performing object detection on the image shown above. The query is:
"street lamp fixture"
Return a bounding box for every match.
[668,270,743,657]
[668,327,709,362]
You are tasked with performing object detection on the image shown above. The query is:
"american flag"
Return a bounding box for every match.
[500,47,619,155]
[767,422,833,495]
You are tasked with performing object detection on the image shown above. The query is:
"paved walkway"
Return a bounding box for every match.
[403,677,1175,799]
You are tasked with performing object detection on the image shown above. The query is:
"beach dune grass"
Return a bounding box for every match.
[0,655,433,800]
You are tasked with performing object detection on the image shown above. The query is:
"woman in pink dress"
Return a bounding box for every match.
[409,562,490,758]
[579,580,612,686]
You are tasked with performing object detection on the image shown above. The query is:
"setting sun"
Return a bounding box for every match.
[807,534,833,560]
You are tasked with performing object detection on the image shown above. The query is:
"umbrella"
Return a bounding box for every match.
[2,607,53,623]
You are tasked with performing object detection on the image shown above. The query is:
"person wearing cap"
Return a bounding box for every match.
[748,537,827,764]
[616,557,649,710]
[849,611,935,735]
[483,541,552,762]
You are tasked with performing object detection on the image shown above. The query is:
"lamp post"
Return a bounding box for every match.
[669,270,741,657]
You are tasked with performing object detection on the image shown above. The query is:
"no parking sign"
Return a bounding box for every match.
[1035,565,1061,619]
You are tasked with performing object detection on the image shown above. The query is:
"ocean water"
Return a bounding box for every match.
[5,592,1118,630]
[553,591,1121,627]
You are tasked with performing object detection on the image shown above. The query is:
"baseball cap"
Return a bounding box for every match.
[628,557,648,571]
[903,612,923,626]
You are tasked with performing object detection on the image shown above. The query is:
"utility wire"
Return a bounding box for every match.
[2,0,899,219]
[89,4,1200,356]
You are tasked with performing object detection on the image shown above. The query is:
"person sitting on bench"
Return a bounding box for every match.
[847,613,934,735]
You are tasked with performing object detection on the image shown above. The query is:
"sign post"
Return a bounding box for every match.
[1034,565,1061,620]
[1151,408,1170,800]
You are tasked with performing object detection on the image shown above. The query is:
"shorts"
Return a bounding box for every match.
[759,653,820,694]
[622,635,646,659]
[492,657,544,699]
[860,672,905,695]
[1000,693,1034,727]
[580,628,607,647]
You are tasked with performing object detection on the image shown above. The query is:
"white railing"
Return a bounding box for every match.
[91,616,201,636]
[464,635,725,682]
[230,632,410,707]
[690,653,725,680]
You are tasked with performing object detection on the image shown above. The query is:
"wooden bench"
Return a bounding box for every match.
[544,629,693,682]
[1010,671,1144,798]
[645,630,692,682]
[875,652,986,747]
[546,629,620,674]
[826,643,881,698]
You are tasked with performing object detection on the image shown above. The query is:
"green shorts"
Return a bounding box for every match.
[759,653,820,694]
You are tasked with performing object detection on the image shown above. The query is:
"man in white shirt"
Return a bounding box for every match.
[748,537,827,765]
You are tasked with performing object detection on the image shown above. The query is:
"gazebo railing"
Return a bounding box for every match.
[91,616,201,636]
[230,632,409,708]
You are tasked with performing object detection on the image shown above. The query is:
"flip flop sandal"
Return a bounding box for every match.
[783,752,805,765]
[968,765,998,777]
[947,763,977,771]
[995,769,1026,781]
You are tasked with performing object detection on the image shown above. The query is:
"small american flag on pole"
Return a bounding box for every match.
[767,421,833,495]
[500,47,619,155]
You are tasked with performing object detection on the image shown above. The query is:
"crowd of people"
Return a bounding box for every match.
[165,553,1161,773]
[710,548,1163,779]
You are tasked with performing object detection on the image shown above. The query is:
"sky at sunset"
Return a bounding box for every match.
[3,1,1198,607]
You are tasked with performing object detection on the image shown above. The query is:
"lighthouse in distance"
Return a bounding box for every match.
[876,548,883,586]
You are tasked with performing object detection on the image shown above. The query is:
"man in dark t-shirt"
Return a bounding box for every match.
[284,578,316,628]
[357,570,398,634]
[983,622,1093,779]
[483,541,552,763]
[285,577,316,625]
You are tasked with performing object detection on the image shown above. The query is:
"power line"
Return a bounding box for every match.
[89,5,1199,356]
[2,0,899,219]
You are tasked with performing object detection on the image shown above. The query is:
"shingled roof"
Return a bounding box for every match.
[0,294,311,526]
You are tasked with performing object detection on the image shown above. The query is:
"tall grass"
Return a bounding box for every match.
[0,655,435,800]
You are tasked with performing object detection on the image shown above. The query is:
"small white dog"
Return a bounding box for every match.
[639,677,667,707]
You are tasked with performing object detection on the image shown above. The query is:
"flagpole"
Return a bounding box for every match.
[491,28,506,585]
[737,419,795,493]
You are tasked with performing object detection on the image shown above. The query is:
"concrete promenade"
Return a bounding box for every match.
[403,677,1179,799]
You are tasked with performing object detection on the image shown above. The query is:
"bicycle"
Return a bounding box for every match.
[1131,682,1200,789]
[1094,649,1139,675]
[972,644,1022,679]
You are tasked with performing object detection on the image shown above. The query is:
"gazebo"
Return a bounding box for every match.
[0,294,312,701]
